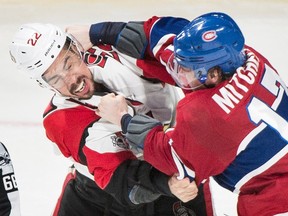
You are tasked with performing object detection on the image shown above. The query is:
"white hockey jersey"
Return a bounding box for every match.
[43,44,182,190]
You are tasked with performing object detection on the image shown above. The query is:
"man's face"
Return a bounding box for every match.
[42,42,95,99]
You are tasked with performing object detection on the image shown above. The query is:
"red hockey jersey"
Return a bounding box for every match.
[142,47,288,215]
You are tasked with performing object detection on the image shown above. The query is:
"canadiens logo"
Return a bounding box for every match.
[111,132,129,150]
[202,30,217,42]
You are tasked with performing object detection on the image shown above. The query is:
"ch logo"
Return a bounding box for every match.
[27,32,42,46]
[202,30,217,42]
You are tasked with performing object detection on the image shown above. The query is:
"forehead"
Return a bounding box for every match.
[45,45,78,72]
[43,49,66,74]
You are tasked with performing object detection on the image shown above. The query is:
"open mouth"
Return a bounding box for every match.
[74,80,86,94]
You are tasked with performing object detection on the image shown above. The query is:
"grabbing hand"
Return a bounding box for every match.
[96,93,129,126]
[168,174,198,203]
[65,25,93,51]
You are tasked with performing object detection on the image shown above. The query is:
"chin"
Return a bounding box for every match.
[203,83,216,89]
[83,91,95,99]
[76,94,93,100]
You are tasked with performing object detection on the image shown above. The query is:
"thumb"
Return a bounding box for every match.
[95,108,101,116]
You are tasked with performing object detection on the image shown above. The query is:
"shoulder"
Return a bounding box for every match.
[43,95,89,117]
[177,90,208,107]
[43,95,98,131]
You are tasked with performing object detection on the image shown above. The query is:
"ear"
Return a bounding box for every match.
[208,68,222,84]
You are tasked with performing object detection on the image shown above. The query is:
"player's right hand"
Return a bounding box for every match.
[96,93,129,126]
[168,174,198,202]
[65,25,93,51]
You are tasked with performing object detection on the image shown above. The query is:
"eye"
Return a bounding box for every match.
[48,75,62,86]
[66,63,72,70]
[64,59,73,71]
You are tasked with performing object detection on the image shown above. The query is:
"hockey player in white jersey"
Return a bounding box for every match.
[9,23,204,215]
[0,142,21,216]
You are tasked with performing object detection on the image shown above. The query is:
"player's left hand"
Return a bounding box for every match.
[168,174,198,203]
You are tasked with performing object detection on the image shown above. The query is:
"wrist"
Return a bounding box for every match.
[90,22,105,44]
[121,113,132,133]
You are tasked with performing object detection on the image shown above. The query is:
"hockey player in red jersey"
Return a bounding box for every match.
[92,12,288,216]
[0,142,21,216]
[9,23,204,215]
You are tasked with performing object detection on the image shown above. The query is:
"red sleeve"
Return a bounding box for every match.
[136,59,176,85]
[143,125,178,176]
[136,16,189,85]
[43,104,98,162]
[143,16,161,41]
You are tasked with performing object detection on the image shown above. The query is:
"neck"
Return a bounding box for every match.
[93,82,113,96]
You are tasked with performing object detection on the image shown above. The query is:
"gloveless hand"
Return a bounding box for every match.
[168,174,198,203]
[96,93,129,126]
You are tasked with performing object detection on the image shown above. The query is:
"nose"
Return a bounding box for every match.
[62,70,79,87]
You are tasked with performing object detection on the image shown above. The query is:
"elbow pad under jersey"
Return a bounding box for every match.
[115,21,147,59]
[90,21,147,59]
[124,114,162,149]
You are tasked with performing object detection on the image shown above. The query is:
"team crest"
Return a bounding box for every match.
[111,132,129,150]
[173,201,196,216]
[0,151,11,167]
[83,45,121,67]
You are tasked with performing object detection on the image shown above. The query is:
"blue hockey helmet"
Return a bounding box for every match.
[167,12,245,89]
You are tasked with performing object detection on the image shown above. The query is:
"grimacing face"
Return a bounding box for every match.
[42,43,95,99]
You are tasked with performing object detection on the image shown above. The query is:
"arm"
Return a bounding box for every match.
[96,94,180,176]
[67,17,192,88]
[105,160,198,205]
[95,93,164,149]
[104,158,171,205]
[95,94,199,200]
[83,127,198,206]
[66,16,189,60]
[66,21,146,58]
[96,93,197,180]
